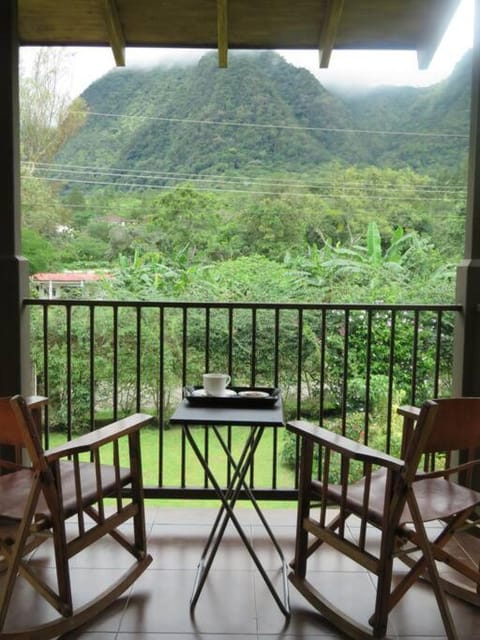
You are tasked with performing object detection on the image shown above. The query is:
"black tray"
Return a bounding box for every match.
[183,386,280,407]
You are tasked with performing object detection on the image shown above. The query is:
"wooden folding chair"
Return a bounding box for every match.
[0,394,153,639]
[288,398,480,640]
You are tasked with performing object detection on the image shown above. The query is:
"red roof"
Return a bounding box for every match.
[32,272,104,283]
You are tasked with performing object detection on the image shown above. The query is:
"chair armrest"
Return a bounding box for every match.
[44,413,153,461]
[397,405,421,420]
[287,420,403,471]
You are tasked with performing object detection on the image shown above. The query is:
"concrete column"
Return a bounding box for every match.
[0,0,31,397]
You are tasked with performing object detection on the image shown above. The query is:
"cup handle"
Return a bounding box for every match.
[226,375,231,386]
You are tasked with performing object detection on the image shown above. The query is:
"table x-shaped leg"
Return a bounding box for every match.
[183,423,290,616]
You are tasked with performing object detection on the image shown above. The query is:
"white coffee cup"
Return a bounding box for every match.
[203,372,231,396]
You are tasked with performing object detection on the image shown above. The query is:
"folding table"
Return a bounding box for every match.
[169,396,290,616]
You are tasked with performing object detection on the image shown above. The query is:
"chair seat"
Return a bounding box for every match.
[313,468,480,526]
[0,460,132,523]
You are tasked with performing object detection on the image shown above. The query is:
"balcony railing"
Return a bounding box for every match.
[25,299,461,500]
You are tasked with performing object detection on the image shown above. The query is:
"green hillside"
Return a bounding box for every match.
[56,50,471,183]
[344,52,471,172]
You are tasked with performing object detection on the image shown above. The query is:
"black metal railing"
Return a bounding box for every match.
[25,299,461,500]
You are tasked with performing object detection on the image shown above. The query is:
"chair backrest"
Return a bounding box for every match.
[0,397,26,447]
[422,397,480,453]
[401,399,440,483]
[400,397,480,486]
[0,395,46,469]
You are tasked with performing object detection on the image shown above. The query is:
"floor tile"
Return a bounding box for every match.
[119,567,257,635]
[1,567,128,635]
[116,635,256,640]
[148,520,257,571]
[256,569,377,636]
[388,574,480,639]
[61,633,117,639]
[258,637,341,640]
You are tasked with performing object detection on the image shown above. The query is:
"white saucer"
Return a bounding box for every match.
[192,388,237,398]
[238,390,270,398]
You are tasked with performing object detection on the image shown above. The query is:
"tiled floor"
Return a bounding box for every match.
[2,505,480,639]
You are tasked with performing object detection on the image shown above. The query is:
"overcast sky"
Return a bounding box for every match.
[21,0,474,98]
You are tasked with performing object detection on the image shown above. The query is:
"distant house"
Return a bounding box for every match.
[31,272,108,299]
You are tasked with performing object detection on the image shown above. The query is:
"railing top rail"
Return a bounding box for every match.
[24,298,462,312]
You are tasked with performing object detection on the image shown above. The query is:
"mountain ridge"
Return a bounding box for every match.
[56,50,472,181]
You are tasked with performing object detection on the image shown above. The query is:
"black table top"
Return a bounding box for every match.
[169,397,284,427]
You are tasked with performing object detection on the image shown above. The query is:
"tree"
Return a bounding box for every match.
[20,48,87,164]
[285,222,456,304]
[235,192,308,258]
[19,48,89,270]
[22,228,59,274]
[145,185,225,260]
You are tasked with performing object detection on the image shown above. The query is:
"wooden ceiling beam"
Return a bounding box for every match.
[416,4,459,70]
[217,0,228,68]
[416,47,435,71]
[102,0,125,67]
[318,0,344,68]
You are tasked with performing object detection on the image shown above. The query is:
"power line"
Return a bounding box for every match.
[21,197,467,223]
[28,162,467,196]
[23,174,467,202]
[29,160,432,189]
[73,110,469,139]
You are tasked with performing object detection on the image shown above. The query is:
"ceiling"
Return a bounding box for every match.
[18,0,461,69]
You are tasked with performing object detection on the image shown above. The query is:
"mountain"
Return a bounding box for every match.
[343,52,471,172]
[56,50,471,183]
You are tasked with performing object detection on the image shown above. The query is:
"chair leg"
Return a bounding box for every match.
[292,438,314,578]
[368,529,397,638]
[130,442,148,556]
[478,557,480,595]
[395,508,477,601]
[51,525,73,616]
[0,475,42,630]
[405,492,458,640]
[0,539,25,631]
[48,465,73,616]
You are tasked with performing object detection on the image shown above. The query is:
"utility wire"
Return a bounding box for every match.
[22,198,466,221]
[76,110,469,139]
[27,162,467,196]
[24,174,467,202]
